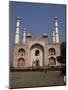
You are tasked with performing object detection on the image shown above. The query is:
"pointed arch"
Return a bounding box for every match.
[17,57,25,67]
[49,48,55,55]
[30,43,44,67]
[18,48,25,56]
[48,57,56,65]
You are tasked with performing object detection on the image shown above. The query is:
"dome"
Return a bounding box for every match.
[27,33,32,37]
[54,16,58,19]
[43,33,48,37]
[43,33,47,36]
[42,33,48,38]
[16,16,20,20]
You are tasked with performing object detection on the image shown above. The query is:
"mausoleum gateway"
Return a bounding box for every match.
[13,17,61,69]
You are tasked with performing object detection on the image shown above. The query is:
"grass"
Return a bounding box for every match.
[9,71,65,89]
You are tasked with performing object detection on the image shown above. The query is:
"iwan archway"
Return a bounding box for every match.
[30,43,44,67]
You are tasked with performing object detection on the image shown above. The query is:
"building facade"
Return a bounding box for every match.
[13,17,61,68]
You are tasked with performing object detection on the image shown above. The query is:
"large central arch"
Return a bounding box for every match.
[30,43,44,67]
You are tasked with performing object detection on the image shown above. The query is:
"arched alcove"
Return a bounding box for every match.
[18,48,25,56]
[48,57,56,65]
[17,57,25,67]
[49,48,55,55]
[30,43,44,67]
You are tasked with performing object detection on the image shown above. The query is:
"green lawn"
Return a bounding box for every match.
[9,71,64,89]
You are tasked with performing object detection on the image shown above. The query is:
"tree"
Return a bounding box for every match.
[57,42,66,64]
[57,42,66,76]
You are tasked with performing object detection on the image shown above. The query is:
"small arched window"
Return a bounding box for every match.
[35,50,40,56]
[18,48,25,56]
[49,48,55,55]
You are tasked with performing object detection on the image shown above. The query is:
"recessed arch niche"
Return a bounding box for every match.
[18,48,25,56]
[17,57,25,67]
[48,57,56,65]
[30,43,44,67]
[49,48,55,55]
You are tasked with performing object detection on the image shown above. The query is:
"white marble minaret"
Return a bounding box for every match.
[54,17,59,43]
[52,30,56,43]
[15,17,20,44]
[52,17,59,43]
[23,27,26,44]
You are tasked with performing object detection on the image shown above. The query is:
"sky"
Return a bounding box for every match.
[9,1,66,61]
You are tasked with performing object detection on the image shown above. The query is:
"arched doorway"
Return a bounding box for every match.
[17,58,25,67]
[30,43,44,67]
[35,58,40,67]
